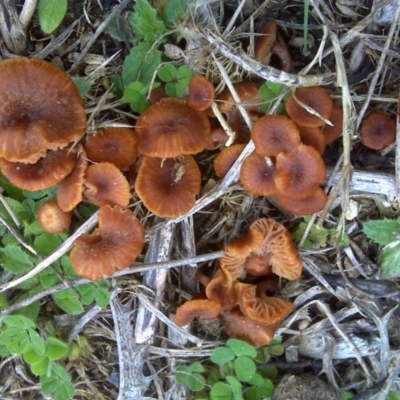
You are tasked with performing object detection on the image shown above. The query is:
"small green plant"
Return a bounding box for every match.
[158,64,193,98]
[176,338,283,400]
[292,216,349,249]
[363,218,400,278]
[258,81,286,114]
[38,0,67,34]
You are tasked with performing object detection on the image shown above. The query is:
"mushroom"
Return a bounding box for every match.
[37,200,72,234]
[213,144,246,178]
[174,299,222,326]
[274,144,326,201]
[0,58,86,163]
[285,87,333,128]
[322,105,343,145]
[206,127,229,150]
[83,162,131,207]
[70,205,145,280]
[135,98,210,158]
[276,188,328,215]
[204,270,238,312]
[187,75,215,112]
[0,147,77,191]
[359,111,396,150]
[84,127,138,169]
[251,115,301,157]
[240,152,277,196]
[135,155,201,218]
[297,125,326,155]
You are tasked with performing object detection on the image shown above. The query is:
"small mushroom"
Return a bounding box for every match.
[174,299,222,326]
[360,111,396,150]
[187,75,215,112]
[37,200,72,234]
[213,144,246,178]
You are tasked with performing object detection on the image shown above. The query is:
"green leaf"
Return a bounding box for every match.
[0,245,34,274]
[130,0,167,42]
[234,356,256,382]
[0,328,30,354]
[52,289,84,315]
[363,219,400,246]
[23,346,46,365]
[61,255,80,279]
[211,346,235,365]
[122,42,162,89]
[123,81,150,113]
[387,392,400,400]
[38,0,67,34]
[187,373,205,392]
[163,0,189,27]
[339,391,354,400]
[247,373,264,387]
[12,299,40,321]
[76,284,96,305]
[226,376,243,400]
[72,78,91,97]
[40,269,61,288]
[3,315,36,329]
[258,379,274,397]
[380,242,400,278]
[227,339,257,358]
[188,362,204,373]
[207,368,220,387]
[175,65,193,82]
[259,366,278,380]
[0,172,24,199]
[158,64,176,82]
[176,365,190,384]
[34,233,62,256]
[94,286,111,308]
[55,379,75,400]
[210,382,233,400]
[28,329,46,355]
[268,342,284,356]
[0,293,7,310]
[31,355,51,376]
[47,337,69,360]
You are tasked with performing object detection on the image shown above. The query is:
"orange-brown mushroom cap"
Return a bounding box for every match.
[216,82,260,113]
[135,98,210,158]
[37,200,72,234]
[0,58,86,164]
[205,270,238,312]
[254,21,277,64]
[214,144,246,178]
[207,127,229,150]
[285,87,333,128]
[84,127,137,169]
[251,115,301,157]
[360,111,396,150]
[276,187,328,215]
[57,149,88,212]
[0,147,77,191]
[187,75,215,112]
[240,152,277,196]
[223,307,280,346]
[83,162,131,207]
[174,299,221,326]
[275,144,326,201]
[70,205,144,280]
[135,155,201,218]
[219,252,246,285]
[297,125,326,155]
[322,105,343,145]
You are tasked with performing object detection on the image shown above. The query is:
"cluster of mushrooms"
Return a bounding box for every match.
[174,218,302,346]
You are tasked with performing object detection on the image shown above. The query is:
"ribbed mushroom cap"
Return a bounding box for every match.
[297,125,326,155]
[187,75,215,112]
[251,115,301,157]
[57,150,88,212]
[135,155,201,218]
[0,147,77,191]
[225,225,264,259]
[276,187,327,215]
[250,218,302,281]
[285,87,333,128]
[240,152,277,196]
[174,299,221,326]
[275,144,326,201]
[235,282,293,324]
[322,105,343,144]
[83,162,131,207]
[254,21,277,64]
[244,253,272,276]
[219,252,246,285]
[37,200,72,234]
[70,205,144,280]
[216,82,260,113]
[135,98,210,158]
[360,111,396,150]
[0,58,86,164]
[214,144,246,178]
[205,270,238,312]
[223,307,280,346]
[84,127,137,169]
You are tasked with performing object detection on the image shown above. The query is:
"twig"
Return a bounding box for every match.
[19,0,37,30]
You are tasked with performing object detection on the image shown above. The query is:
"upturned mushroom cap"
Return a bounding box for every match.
[225,225,264,259]
[205,270,238,312]
[70,205,144,280]
[0,147,77,191]
[219,252,246,285]
[223,307,280,346]
[57,150,88,212]
[135,155,201,218]
[254,21,277,64]
[0,58,86,163]
[84,127,138,169]
[240,152,277,196]
[235,282,293,324]
[276,187,328,215]
[275,144,326,201]
[251,115,301,157]
[360,111,396,150]
[187,75,215,112]
[174,299,221,326]
[213,144,246,178]
[37,200,72,234]
[285,87,333,128]
[135,98,210,158]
